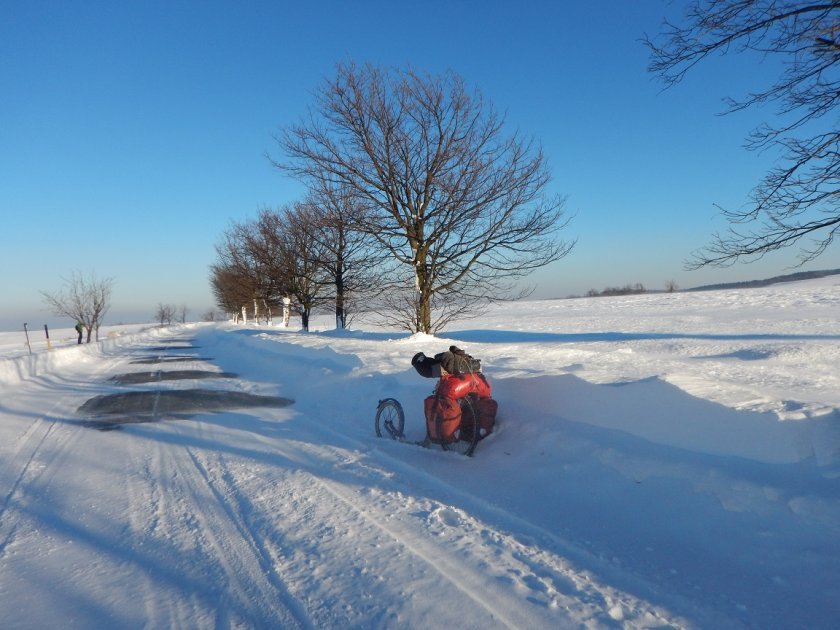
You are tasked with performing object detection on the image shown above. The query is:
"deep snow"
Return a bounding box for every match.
[1,277,839,629]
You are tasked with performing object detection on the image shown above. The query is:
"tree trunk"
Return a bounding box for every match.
[414,249,432,333]
[335,268,346,329]
[417,292,431,334]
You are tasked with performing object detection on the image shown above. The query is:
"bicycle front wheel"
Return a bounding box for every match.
[375,398,405,440]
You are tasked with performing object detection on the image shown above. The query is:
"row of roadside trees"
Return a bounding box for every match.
[212,187,382,332]
[212,63,574,334]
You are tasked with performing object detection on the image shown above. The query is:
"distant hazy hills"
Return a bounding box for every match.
[688,268,840,292]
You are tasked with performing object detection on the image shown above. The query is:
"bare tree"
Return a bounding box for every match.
[276,63,574,333]
[233,206,322,330]
[645,1,840,268]
[155,303,176,326]
[41,271,113,342]
[281,203,333,331]
[242,209,294,311]
[210,206,333,331]
[210,264,257,321]
[211,218,279,321]
[303,182,383,329]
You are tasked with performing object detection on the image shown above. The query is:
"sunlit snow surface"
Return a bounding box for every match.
[1,277,839,628]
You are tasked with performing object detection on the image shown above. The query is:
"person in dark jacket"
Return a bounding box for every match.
[411,351,441,378]
[75,321,84,344]
[411,345,496,442]
[412,346,480,378]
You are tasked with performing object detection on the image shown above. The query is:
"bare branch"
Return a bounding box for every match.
[645,1,840,268]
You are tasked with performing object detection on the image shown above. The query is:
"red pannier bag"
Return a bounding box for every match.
[424,396,462,443]
[476,397,498,438]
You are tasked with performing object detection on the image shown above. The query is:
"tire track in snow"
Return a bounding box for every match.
[162,420,311,629]
[213,387,635,628]
[278,432,693,628]
[114,343,308,628]
[122,432,292,629]
[0,355,118,556]
[317,472,686,629]
[316,474,525,628]
[123,428,203,629]
[0,417,62,555]
[226,430,562,627]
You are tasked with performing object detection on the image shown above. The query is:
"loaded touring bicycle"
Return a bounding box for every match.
[375,346,497,456]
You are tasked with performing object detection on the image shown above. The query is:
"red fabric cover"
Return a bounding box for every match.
[424,396,461,443]
[437,373,492,400]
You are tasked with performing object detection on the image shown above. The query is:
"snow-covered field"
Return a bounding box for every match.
[1,276,838,629]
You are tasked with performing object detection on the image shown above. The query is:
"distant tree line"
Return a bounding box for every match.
[211,193,381,332]
[586,283,647,298]
[212,63,574,333]
[155,304,188,326]
[687,268,840,292]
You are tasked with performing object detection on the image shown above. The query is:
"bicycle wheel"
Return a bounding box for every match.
[375,398,405,440]
[440,394,479,456]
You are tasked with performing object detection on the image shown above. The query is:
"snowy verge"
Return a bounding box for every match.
[0,324,196,387]
[495,374,840,467]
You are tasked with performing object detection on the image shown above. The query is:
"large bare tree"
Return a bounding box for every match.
[41,271,113,342]
[645,1,840,268]
[276,63,573,333]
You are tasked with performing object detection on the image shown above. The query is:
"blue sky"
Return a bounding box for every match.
[2,1,838,331]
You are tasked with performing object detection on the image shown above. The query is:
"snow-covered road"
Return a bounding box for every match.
[1,278,839,628]
[0,330,683,628]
